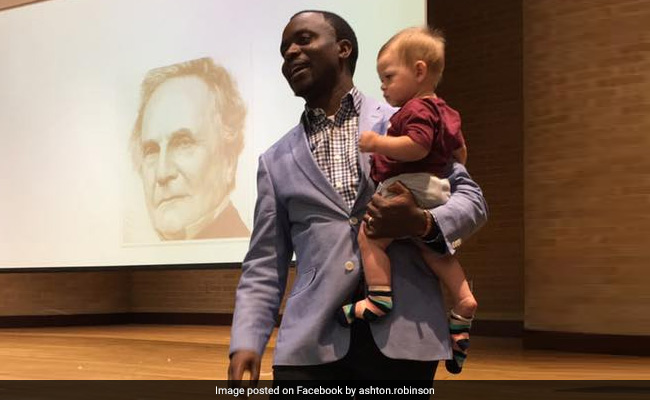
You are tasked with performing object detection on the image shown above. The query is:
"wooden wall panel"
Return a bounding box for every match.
[130,269,296,315]
[523,0,650,335]
[0,271,130,316]
[429,0,525,321]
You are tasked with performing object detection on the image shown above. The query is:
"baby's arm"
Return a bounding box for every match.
[452,143,468,165]
[359,130,428,162]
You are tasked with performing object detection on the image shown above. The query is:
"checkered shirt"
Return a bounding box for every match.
[302,87,363,209]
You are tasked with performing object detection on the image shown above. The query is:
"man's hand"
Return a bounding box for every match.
[228,350,261,388]
[364,181,431,239]
[359,130,379,153]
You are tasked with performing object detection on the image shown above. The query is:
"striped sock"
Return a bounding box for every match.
[358,286,393,322]
[335,286,393,326]
[335,303,356,327]
[445,310,473,374]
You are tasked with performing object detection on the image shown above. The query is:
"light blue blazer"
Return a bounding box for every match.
[230,93,488,366]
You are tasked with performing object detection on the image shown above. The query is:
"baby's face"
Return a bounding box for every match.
[377,49,420,107]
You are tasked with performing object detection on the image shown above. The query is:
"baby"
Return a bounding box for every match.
[338,27,477,374]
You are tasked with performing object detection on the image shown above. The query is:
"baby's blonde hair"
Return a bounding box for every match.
[379,26,446,88]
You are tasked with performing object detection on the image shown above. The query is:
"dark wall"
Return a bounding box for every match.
[429,0,525,322]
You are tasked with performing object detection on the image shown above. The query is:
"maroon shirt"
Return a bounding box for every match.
[371,96,465,183]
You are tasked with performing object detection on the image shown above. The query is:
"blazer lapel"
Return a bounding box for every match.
[354,95,388,210]
[289,125,349,214]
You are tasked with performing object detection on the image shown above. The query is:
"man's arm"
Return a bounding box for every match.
[229,155,293,386]
[452,144,468,165]
[365,162,487,254]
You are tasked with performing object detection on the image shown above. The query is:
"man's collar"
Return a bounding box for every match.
[302,87,362,132]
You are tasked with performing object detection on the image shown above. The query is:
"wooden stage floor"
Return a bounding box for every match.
[0,325,647,380]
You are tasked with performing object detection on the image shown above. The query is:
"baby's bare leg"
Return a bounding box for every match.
[418,244,477,374]
[336,224,393,326]
[419,245,477,318]
[358,224,392,287]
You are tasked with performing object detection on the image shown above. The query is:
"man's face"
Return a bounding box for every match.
[280,12,342,100]
[138,76,226,240]
[377,48,419,108]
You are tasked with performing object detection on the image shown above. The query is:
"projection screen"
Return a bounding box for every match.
[0,0,426,268]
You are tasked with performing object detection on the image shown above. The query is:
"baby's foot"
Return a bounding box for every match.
[445,309,474,374]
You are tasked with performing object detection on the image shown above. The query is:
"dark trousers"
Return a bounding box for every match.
[272,320,437,399]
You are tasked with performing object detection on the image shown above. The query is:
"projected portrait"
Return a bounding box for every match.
[129,57,249,241]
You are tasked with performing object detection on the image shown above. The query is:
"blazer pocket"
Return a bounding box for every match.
[288,267,316,298]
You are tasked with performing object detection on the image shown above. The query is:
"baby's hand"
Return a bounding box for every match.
[359,131,378,153]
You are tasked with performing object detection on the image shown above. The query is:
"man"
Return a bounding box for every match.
[130,57,249,241]
[229,10,487,390]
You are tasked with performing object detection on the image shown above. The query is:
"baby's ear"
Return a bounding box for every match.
[414,60,428,81]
